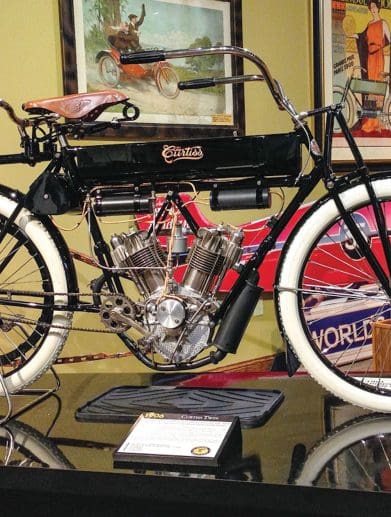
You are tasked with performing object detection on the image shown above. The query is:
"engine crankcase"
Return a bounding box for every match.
[144,292,212,363]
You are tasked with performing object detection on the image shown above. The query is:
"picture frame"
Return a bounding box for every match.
[59,0,244,140]
[313,0,391,164]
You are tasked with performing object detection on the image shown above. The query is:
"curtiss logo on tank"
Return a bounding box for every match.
[162,144,204,164]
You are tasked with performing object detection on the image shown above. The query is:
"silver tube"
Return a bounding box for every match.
[160,46,285,109]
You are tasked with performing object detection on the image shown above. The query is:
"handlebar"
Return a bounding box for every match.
[120,46,296,115]
[121,50,166,64]
[178,74,263,90]
[0,99,29,128]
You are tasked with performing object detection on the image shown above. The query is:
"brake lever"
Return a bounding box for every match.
[274,79,298,116]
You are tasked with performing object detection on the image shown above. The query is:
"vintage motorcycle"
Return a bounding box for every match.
[96,41,179,99]
[1,46,391,413]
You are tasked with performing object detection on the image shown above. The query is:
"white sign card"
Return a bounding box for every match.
[114,412,242,470]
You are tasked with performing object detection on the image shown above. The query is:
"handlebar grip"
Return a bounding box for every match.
[120,50,166,64]
[0,153,29,165]
[178,78,216,90]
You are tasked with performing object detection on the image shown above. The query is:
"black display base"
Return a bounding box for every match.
[2,372,391,516]
[75,386,284,428]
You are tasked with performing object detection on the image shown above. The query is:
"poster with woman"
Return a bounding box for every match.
[322,0,391,161]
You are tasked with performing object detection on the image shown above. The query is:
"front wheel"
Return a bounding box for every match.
[0,194,70,394]
[276,177,391,412]
[296,414,391,489]
[155,65,179,99]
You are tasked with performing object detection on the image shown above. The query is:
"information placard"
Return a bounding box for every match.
[113,412,242,471]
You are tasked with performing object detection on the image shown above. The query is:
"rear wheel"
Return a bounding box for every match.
[333,85,356,131]
[277,177,391,412]
[0,194,70,394]
[0,420,74,469]
[383,96,391,130]
[98,55,121,88]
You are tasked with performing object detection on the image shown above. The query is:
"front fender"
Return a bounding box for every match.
[0,184,78,295]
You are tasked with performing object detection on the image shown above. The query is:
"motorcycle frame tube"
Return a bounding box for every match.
[85,209,125,295]
[214,164,324,321]
[335,110,391,280]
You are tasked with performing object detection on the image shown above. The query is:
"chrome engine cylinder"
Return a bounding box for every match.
[111,231,167,295]
[181,227,243,296]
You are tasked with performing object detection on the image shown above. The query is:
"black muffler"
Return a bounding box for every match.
[214,270,262,354]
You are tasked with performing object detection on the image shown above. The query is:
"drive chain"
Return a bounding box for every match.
[0,290,138,364]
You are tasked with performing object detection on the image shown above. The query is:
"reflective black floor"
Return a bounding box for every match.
[0,370,390,516]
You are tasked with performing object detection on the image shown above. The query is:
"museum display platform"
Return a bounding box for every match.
[0,369,390,516]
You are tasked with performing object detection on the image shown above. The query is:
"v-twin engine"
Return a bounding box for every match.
[108,226,243,363]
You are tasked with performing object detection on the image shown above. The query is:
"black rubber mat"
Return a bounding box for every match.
[76,386,284,428]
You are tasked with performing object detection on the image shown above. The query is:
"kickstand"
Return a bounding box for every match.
[0,367,61,425]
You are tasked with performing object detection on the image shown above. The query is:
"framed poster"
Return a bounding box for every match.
[59,0,244,139]
[314,0,391,163]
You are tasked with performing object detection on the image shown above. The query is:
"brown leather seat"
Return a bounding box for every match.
[22,90,129,121]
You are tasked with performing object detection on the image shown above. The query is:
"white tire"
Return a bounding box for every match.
[0,194,70,394]
[277,177,391,411]
[0,420,74,469]
[297,415,391,487]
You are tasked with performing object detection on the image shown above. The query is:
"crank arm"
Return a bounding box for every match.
[108,310,151,337]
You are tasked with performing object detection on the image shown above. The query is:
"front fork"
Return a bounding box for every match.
[330,110,391,297]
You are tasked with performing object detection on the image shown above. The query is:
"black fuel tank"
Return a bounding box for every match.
[75,132,302,188]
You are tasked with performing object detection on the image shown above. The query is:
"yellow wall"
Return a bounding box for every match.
[243,0,313,135]
[0,0,312,372]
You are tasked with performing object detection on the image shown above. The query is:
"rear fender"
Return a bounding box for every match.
[0,184,78,294]
[95,50,114,63]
